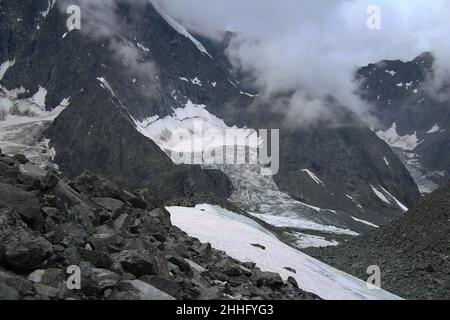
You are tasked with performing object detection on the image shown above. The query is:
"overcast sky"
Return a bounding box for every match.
[154,0,450,125]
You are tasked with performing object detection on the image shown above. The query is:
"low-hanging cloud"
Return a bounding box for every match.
[58,0,158,90]
[155,0,450,125]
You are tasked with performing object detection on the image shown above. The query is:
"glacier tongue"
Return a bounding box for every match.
[0,86,68,167]
[210,163,359,236]
[134,101,360,237]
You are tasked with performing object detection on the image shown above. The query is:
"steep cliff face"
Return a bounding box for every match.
[357,53,450,194]
[1,0,421,233]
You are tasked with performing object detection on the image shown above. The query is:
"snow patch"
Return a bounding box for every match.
[96,77,116,97]
[385,70,396,76]
[370,185,408,212]
[0,59,16,81]
[351,216,379,228]
[250,213,359,236]
[427,123,440,134]
[191,77,202,86]
[240,91,258,98]
[379,186,408,212]
[370,185,390,204]
[301,169,325,186]
[167,204,400,300]
[376,123,421,151]
[292,232,339,249]
[136,42,150,52]
[31,86,47,108]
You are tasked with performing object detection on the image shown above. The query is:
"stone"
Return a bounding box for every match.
[0,269,34,294]
[287,276,300,289]
[41,172,59,189]
[284,267,297,274]
[114,250,168,277]
[113,213,132,231]
[111,280,175,300]
[226,266,243,277]
[0,183,41,220]
[54,181,84,207]
[13,154,29,164]
[198,243,212,257]
[79,249,113,269]
[184,259,207,274]
[19,163,47,181]
[253,272,284,289]
[89,268,121,291]
[251,244,266,250]
[140,275,181,297]
[167,256,191,273]
[0,282,20,300]
[34,283,62,298]
[149,208,172,227]
[92,197,125,212]
[1,220,54,272]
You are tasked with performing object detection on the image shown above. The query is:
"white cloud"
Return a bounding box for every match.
[155,0,450,124]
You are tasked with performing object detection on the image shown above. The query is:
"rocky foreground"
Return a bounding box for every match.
[0,149,319,300]
[306,181,450,300]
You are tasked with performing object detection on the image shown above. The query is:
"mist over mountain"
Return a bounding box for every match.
[0,0,448,301]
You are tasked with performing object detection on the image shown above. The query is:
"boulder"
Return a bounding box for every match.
[13,154,29,164]
[41,172,59,189]
[110,280,175,300]
[253,271,284,289]
[0,268,33,295]
[92,197,125,213]
[0,183,41,221]
[0,209,54,273]
[149,208,172,227]
[140,275,181,297]
[114,249,168,277]
[0,282,20,300]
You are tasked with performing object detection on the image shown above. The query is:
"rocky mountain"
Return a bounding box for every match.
[305,180,450,300]
[0,149,319,300]
[0,0,423,238]
[1,0,448,301]
[357,52,450,194]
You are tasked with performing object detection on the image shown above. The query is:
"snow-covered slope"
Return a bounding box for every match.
[166,204,401,300]
[149,0,212,58]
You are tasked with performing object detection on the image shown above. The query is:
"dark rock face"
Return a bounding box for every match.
[305,180,450,300]
[0,153,319,300]
[1,0,420,229]
[356,52,450,190]
[45,84,233,201]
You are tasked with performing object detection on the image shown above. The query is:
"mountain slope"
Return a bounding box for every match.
[357,53,450,193]
[305,180,450,299]
[0,150,317,300]
[1,0,421,235]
